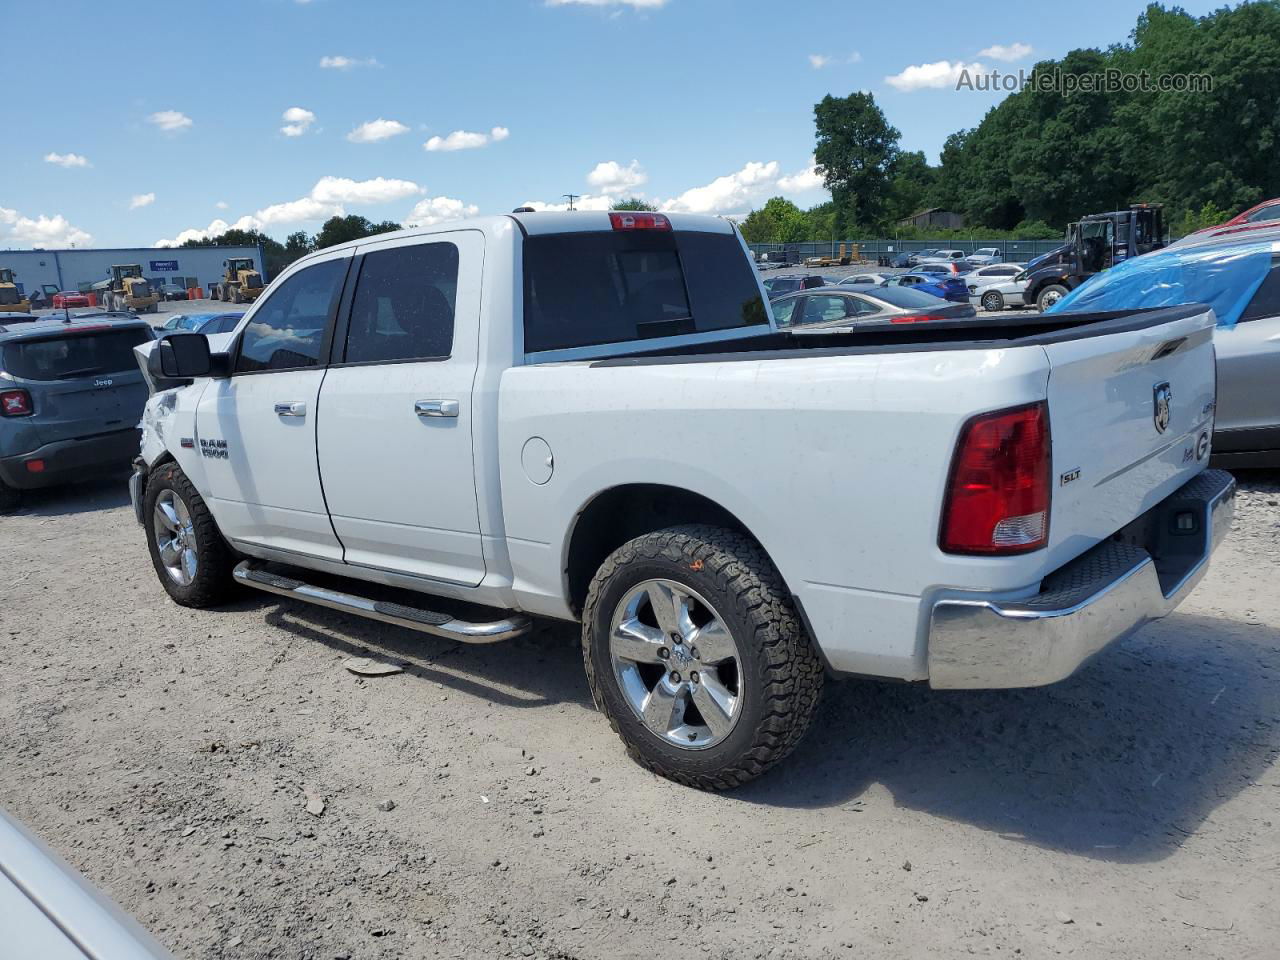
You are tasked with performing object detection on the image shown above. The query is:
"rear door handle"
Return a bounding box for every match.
[415,399,459,418]
[274,401,306,418]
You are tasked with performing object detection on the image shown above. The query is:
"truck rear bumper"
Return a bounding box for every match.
[927,469,1235,689]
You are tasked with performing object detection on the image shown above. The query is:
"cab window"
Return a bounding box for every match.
[235,259,346,373]
[343,243,459,363]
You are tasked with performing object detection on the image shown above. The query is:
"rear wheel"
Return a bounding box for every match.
[143,463,235,607]
[981,290,1005,312]
[582,525,824,790]
[1036,283,1069,312]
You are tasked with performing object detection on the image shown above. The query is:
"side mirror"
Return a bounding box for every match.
[150,333,227,380]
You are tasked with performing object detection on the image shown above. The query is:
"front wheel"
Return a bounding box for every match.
[582,525,824,790]
[981,290,1005,312]
[1036,283,1069,312]
[143,462,235,607]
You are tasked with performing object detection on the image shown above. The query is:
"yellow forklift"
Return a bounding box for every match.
[209,257,265,304]
[93,264,160,313]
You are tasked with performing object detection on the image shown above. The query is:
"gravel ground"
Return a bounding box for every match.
[2,470,1278,960]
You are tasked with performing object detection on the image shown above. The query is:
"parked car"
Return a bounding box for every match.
[0,312,38,325]
[1051,223,1280,468]
[966,263,1028,310]
[0,806,176,959]
[129,210,1231,790]
[762,274,827,298]
[885,272,971,303]
[156,281,189,301]
[964,247,1003,267]
[157,312,244,338]
[0,314,155,511]
[916,249,969,265]
[913,261,970,277]
[770,284,977,330]
[906,248,939,266]
[836,272,889,286]
[51,290,91,309]
[1180,197,1280,242]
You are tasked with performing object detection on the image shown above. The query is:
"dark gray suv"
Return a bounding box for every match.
[0,314,154,511]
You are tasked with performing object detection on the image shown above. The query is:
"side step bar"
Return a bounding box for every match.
[232,561,531,644]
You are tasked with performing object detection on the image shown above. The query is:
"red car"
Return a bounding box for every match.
[1188,197,1280,240]
[51,290,91,308]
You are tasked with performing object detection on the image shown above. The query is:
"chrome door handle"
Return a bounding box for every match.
[415,399,459,418]
[274,401,306,417]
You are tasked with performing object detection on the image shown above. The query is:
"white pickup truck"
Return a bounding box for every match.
[131,210,1235,790]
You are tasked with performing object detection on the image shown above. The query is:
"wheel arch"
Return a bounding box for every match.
[562,483,775,617]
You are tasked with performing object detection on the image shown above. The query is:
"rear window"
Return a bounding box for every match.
[2,327,151,380]
[871,286,952,309]
[1241,261,1280,322]
[523,230,766,353]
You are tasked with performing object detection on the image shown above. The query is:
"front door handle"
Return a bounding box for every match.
[274,401,306,418]
[415,399,459,418]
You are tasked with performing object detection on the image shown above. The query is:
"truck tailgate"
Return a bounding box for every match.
[1044,306,1218,563]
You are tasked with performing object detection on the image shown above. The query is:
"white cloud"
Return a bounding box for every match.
[978,42,1032,62]
[155,175,425,246]
[147,110,193,132]
[130,192,156,210]
[546,0,667,7]
[346,118,410,143]
[518,195,615,212]
[215,200,229,209]
[662,161,780,215]
[777,160,825,193]
[586,160,647,196]
[424,126,509,152]
[0,205,93,247]
[808,54,830,69]
[280,106,316,137]
[319,55,379,69]
[884,60,986,92]
[404,196,480,227]
[43,151,90,168]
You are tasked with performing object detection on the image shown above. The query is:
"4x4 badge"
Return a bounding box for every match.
[1153,382,1172,434]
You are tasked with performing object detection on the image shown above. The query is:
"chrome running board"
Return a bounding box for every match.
[233,561,530,644]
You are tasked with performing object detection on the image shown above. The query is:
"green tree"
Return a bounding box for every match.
[611,197,657,211]
[739,197,810,243]
[884,150,938,224]
[812,91,901,230]
[313,215,402,250]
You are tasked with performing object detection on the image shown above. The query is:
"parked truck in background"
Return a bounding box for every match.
[0,269,31,314]
[129,210,1233,790]
[208,258,265,304]
[1023,203,1168,311]
[93,264,159,314]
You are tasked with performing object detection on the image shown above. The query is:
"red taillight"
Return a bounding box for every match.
[25,459,45,473]
[609,212,671,231]
[889,313,934,324]
[940,401,1050,555]
[1,389,33,417]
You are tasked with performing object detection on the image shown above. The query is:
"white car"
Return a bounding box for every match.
[835,272,888,286]
[965,247,1004,266]
[915,248,969,265]
[966,263,1028,311]
[130,210,1233,791]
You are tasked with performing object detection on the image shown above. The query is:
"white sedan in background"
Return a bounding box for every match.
[836,272,889,286]
[965,247,1004,266]
[967,263,1029,311]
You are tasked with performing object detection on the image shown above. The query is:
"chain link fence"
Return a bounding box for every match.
[747,239,1065,265]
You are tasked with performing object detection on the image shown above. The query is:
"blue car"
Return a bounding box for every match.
[156,312,244,338]
[881,273,971,303]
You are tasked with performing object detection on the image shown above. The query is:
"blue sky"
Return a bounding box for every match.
[3,0,1230,249]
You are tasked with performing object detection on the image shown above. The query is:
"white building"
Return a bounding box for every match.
[0,245,263,297]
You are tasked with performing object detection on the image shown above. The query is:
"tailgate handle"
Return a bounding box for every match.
[1151,337,1187,361]
[416,399,459,418]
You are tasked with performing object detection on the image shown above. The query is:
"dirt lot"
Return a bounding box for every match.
[2,471,1278,960]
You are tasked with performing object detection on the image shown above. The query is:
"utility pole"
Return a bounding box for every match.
[562,194,579,211]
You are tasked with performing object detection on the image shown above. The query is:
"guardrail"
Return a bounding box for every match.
[747,239,1066,264]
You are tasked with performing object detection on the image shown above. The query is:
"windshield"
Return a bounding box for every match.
[523,230,766,353]
[0,287,20,305]
[2,327,151,380]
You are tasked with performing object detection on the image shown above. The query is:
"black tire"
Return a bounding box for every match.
[1036,283,1069,312]
[582,524,824,790]
[0,478,20,514]
[143,462,236,608]
[981,290,1005,312]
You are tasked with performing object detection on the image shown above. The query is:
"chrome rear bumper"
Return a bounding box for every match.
[928,469,1235,689]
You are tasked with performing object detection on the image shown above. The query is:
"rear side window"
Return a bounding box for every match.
[236,259,345,373]
[343,243,458,363]
[1240,262,1280,322]
[523,230,766,353]
[2,327,151,380]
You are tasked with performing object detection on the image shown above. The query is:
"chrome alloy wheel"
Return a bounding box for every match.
[153,489,198,586]
[609,579,743,750]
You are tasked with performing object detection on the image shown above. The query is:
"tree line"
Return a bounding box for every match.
[742,1,1280,244]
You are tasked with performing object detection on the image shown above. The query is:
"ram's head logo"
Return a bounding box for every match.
[1153,382,1172,434]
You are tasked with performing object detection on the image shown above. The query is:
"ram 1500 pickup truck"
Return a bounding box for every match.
[130,211,1235,790]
